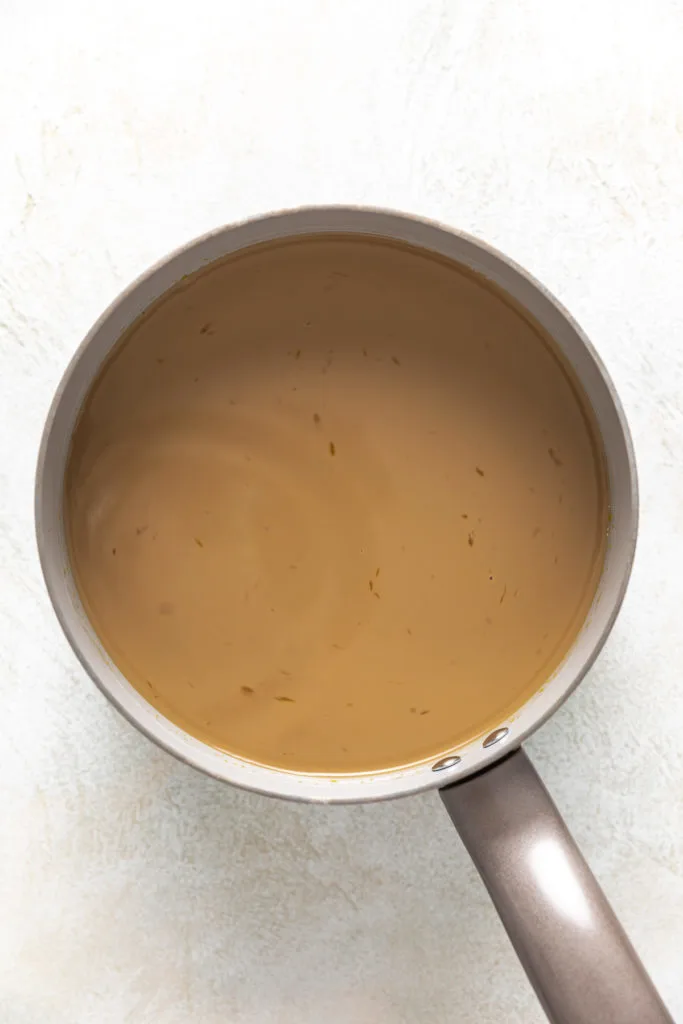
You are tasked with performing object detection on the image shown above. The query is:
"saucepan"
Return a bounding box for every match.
[35,208,673,1024]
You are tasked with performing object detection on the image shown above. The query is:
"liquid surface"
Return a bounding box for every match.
[66,236,607,774]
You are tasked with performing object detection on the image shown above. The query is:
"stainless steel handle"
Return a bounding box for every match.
[440,749,673,1024]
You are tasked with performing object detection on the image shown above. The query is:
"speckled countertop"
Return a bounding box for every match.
[1,1,682,1021]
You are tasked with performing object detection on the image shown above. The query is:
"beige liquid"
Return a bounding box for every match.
[65,235,607,774]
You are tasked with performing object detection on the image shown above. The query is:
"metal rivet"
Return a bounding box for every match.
[431,755,461,772]
[483,727,509,748]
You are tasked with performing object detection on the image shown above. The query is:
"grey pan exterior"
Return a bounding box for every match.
[35,207,672,1023]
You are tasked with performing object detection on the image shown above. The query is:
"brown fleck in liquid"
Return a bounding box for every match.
[65,236,607,774]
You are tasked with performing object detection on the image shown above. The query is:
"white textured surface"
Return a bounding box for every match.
[1,1,683,1020]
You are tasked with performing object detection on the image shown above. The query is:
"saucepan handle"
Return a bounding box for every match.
[440,749,673,1024]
